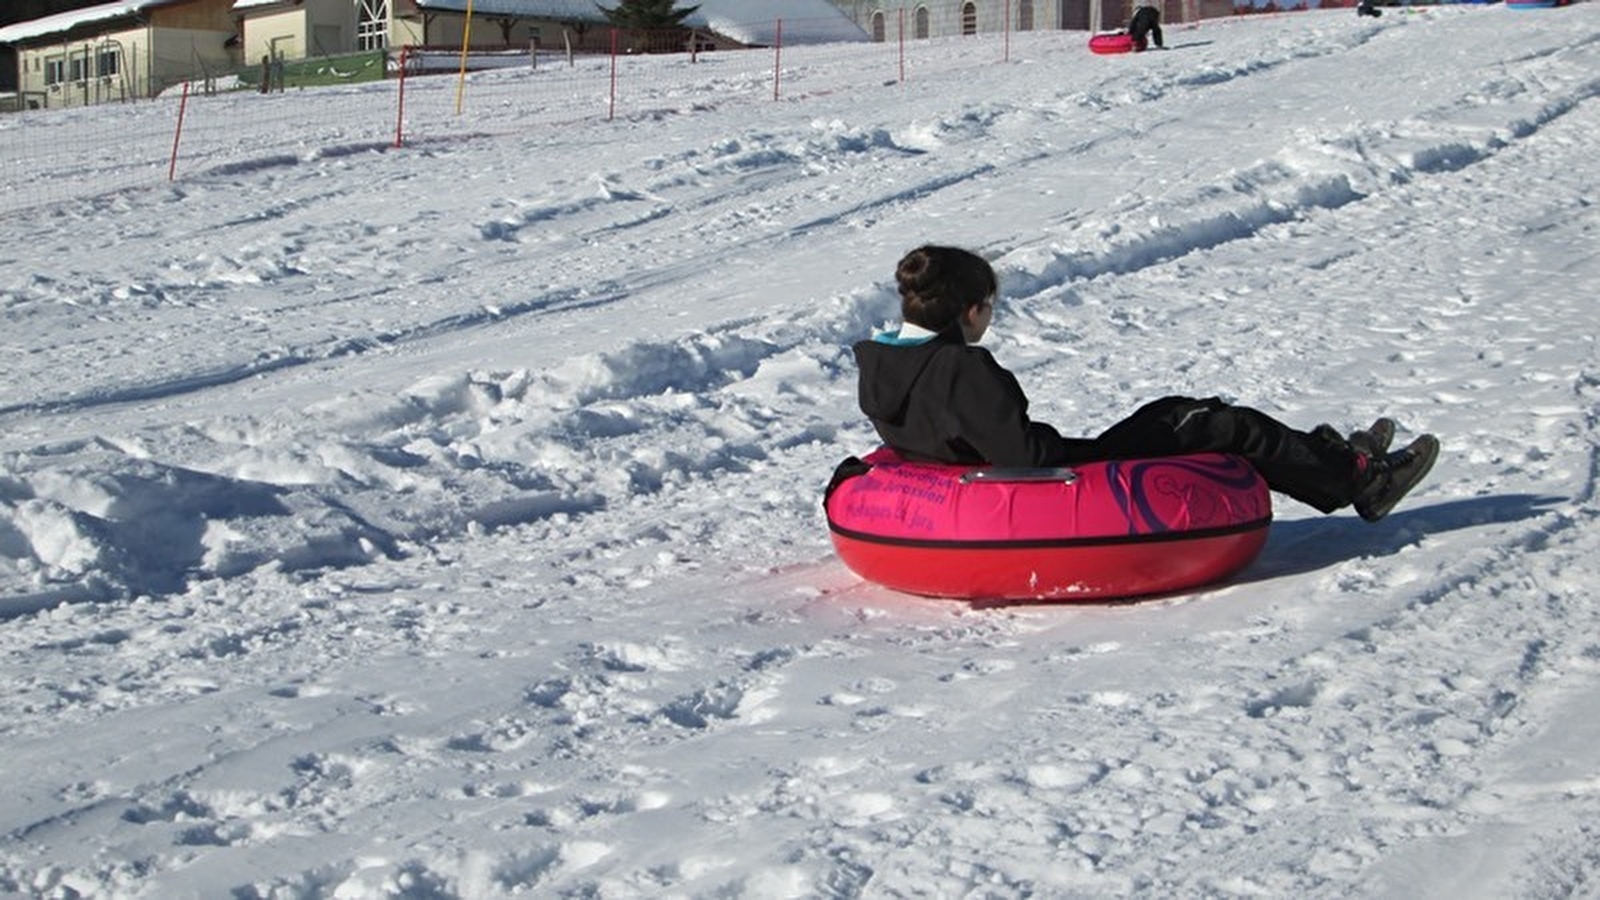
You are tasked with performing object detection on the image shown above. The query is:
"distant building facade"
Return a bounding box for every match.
[831,0,1074,37]
[231,0,1172,72]
[0,0,238,108]
[831,0,1228,38]
[234,0,622,66]
[1,0,1241,111]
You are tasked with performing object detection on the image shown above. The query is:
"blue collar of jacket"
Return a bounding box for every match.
[873,322,955,346]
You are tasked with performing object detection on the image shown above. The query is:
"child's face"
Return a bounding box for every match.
[960,294,995,343]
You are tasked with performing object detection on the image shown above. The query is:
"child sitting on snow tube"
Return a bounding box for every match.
[843,245,1437,524]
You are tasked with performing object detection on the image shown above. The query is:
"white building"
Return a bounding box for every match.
[0,0,238,108]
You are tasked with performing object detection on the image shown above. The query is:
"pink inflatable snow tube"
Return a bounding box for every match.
[825,447,1272,601]
[1089,32,1137,55]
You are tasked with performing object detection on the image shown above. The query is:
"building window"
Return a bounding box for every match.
[69,53,88,81]
[962,2,978,35]
[45,57,65,85]
[871,11,886,42]
[97,49,119,77]
[915,5,930,38]
[357,0,390,51]
[1018,0,1035,30]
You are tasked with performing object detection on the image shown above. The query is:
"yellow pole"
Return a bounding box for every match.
[454,0,474,115]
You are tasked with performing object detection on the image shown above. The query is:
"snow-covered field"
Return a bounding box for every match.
[4,5,1600,897]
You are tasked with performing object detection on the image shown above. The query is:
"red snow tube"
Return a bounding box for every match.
[825,448,1271,601]
[1090,32,1137,55]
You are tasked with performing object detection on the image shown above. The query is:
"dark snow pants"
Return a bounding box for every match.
[1129,6,1164,50]
[1074,396,1363,513]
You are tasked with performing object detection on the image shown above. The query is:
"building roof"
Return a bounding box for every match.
[694,0,867,45]
[0,0,184,44]
[0,0,866,47]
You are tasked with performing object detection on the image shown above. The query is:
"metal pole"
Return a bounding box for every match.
[454,0,474,115]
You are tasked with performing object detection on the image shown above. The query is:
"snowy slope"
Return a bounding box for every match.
[3,6,1600,897]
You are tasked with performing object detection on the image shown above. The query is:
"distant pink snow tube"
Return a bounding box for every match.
[1089,32,1138,55]
[825,448,1272,601]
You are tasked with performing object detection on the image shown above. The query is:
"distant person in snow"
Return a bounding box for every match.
[847,245,1438,522]
[1128,0,1165,51]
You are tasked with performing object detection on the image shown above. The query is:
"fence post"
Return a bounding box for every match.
[772,19,782,101]
[394,46,409,148]
[899,7,906,85]
[1004,0,1012,62]
[608,29,618,121]
[168,80,189,181]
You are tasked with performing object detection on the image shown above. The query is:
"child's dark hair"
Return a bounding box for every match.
[895,245,997,332]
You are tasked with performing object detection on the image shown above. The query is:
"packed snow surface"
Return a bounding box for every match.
[3,6,1600,897]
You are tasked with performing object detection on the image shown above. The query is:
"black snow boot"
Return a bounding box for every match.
[1353,434,1439,522]
[1348,417,1396,458]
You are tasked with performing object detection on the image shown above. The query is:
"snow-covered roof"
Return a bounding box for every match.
[697,1,867,46]
[2,0,866,47]
[0,0,181,44]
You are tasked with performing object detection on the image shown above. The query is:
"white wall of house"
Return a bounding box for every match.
[150,24,237,87]
[242,6,307,63]
[17,27,145,107]
[306,0,352,56]
[389,16,425,49]
[239,0,552,62]
[17,22,233,107]
[6,0,237,108]
[241,0,376,62]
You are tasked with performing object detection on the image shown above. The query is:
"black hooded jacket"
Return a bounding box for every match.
[851,327,1372,512]
[853,328,1087,467]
